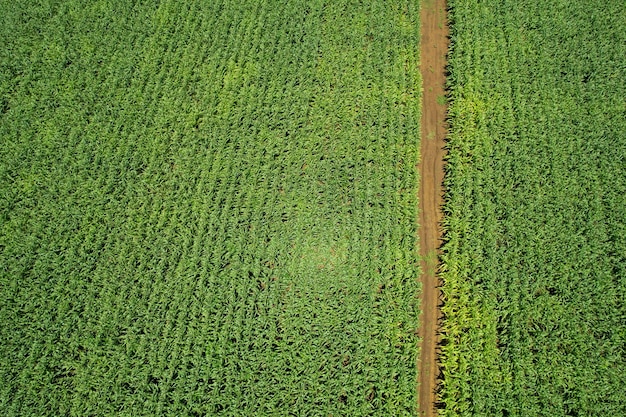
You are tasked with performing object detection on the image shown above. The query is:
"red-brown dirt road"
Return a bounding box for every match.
[417,0,448,416]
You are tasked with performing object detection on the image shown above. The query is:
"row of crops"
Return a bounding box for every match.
[0,0,422,415]
[440,0,626,415]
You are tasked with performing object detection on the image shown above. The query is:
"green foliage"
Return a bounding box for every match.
[0,0,421,415]
[440,0,626,415]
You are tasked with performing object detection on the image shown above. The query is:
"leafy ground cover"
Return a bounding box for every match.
[440,0,626,415]
[0,1,422,415]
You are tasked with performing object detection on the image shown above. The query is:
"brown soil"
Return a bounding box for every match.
[417,0,448,416]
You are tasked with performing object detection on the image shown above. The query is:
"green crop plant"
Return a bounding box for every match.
[0,0,422,415]
[440,0,626,415]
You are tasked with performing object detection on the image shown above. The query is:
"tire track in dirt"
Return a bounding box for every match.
[417,0,448,416]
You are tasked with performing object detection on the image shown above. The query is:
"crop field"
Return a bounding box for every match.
[441,0,626,415]
[3,0,625,416]
[0,0,422,415]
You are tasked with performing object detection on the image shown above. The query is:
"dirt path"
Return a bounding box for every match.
[417,0,448,416]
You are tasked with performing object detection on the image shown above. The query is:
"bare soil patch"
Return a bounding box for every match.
[417,0,448,416]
